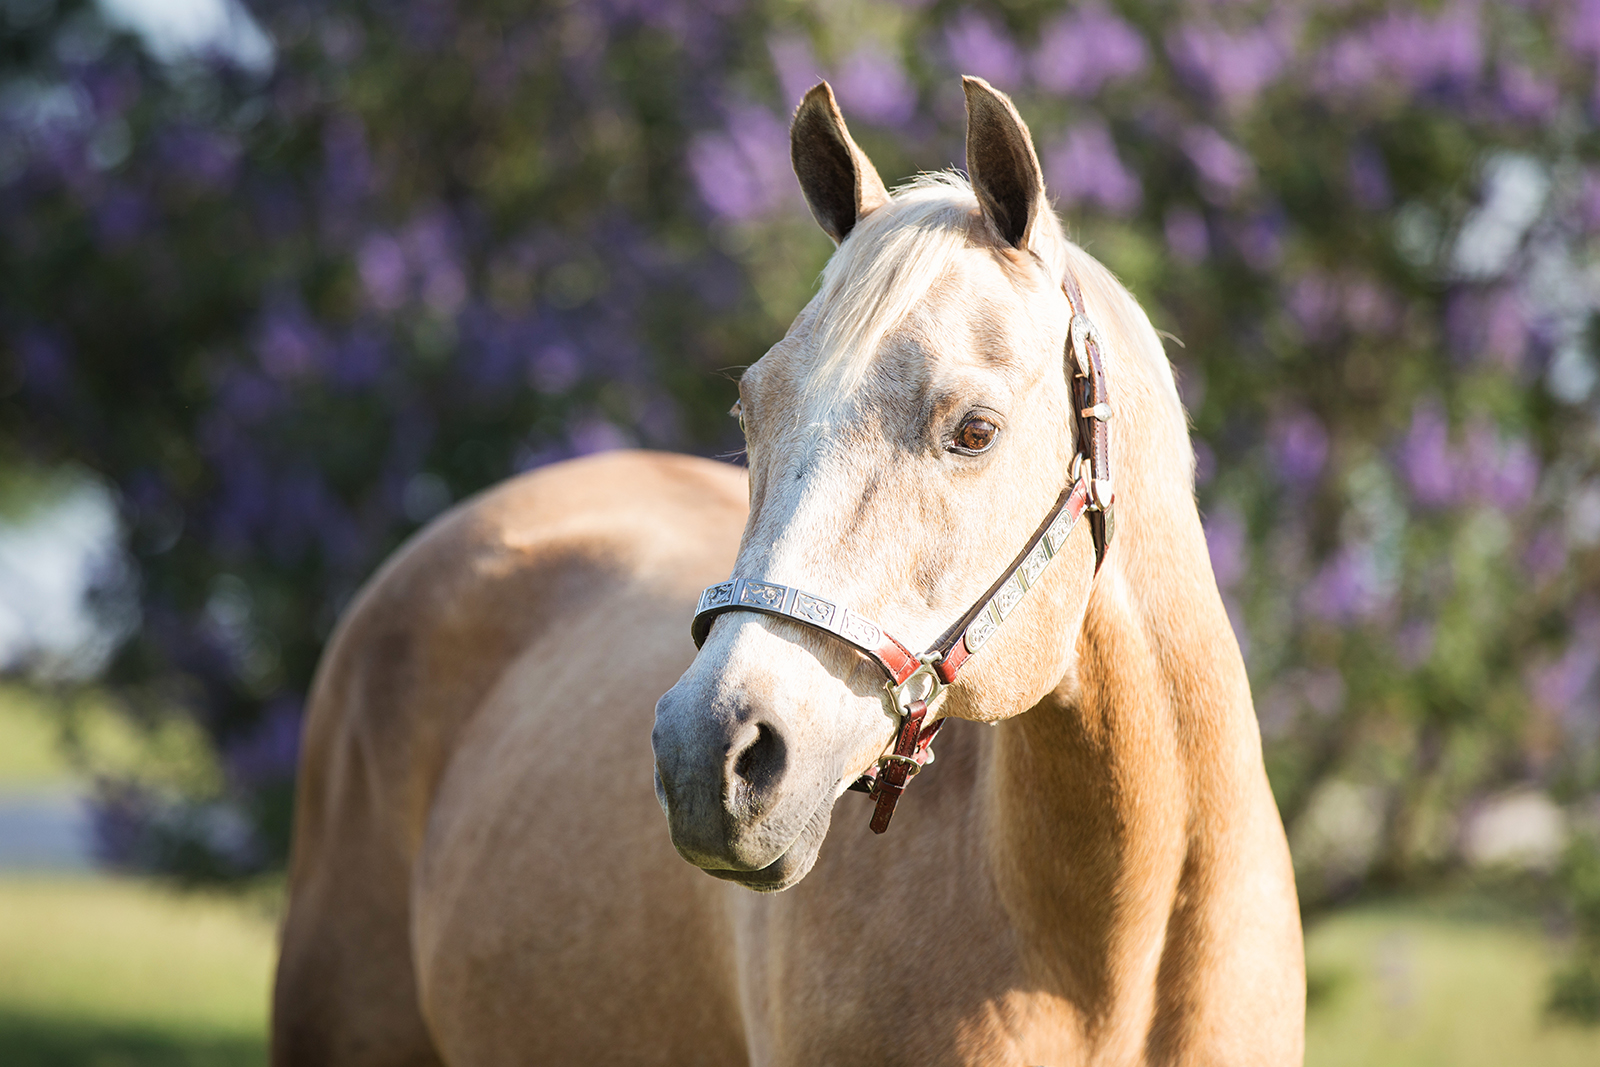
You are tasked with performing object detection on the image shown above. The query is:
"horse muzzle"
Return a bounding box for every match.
[651,676,839,883]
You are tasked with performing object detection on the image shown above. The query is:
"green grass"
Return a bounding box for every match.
[0,877,275,1067]
[1306,895,1600,1067]
[4,875,1600,1066]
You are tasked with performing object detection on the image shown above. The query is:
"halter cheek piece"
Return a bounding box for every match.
[690,272,1116,834]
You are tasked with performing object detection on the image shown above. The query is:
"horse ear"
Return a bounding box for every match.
[962,76,1049,252]
[791,82,890,245]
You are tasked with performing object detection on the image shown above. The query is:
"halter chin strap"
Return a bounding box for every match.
[689,271,1115,833]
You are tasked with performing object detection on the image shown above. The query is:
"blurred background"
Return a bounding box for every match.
[2,0,1599,1062]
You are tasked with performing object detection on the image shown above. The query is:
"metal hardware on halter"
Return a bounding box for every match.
[885,653,944,718]
[688,269,1116,835]
[877,754,923,775]
[1069,313,1101,379]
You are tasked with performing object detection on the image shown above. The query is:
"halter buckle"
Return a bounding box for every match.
[884,653,944,718]
[1070,313,1102,375]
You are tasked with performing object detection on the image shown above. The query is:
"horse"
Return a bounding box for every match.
[272,77,1304,1066]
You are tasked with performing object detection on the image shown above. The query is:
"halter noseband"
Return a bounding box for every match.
[690,271,1116,834]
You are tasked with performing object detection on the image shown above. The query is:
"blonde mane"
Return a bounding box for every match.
[802,171,1183,411]
[804,173,983,400]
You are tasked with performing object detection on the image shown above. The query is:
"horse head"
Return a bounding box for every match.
[653,78,1109,891]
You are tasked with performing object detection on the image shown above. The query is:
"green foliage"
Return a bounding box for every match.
[1,0,1597,926]
[1551,834,1600,1024]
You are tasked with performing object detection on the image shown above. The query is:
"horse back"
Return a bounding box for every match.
[274,450,749,1067]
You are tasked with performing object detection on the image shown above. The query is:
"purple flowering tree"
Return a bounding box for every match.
[4,0,1600,1002]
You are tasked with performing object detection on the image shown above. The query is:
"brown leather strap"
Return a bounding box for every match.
[689,268,1117,833]
[849,699,943,834]
[1062,272,1114,559]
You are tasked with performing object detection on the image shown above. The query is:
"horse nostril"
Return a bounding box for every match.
[729,721,786,816]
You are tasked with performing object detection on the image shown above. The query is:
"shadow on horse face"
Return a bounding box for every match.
[653,80,1092,892]
[653,609,887,891]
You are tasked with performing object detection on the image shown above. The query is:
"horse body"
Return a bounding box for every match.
[274,78,1302,1067]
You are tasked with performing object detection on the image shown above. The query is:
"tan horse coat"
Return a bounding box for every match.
[274,80,1303,1067]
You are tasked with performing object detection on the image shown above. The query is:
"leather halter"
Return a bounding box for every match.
[691,270,1115,834]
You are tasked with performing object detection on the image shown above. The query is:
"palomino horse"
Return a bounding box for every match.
[273,78,1303,1066]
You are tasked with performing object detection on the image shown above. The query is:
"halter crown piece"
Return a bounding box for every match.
[691,271,1115,834]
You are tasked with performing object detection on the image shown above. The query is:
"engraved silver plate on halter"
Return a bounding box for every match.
[1070,312,1102,371]
[792,591,837,627]
[742,581,786,609]
[992,573,1026,619]
[702,582,736,611]
[965,603,1000,652]
[840,612,880,648]
[1020,539,1051,587]
[1045,508,1078,555]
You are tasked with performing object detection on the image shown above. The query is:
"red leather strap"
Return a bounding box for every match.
[690,578,922,685]
[690,268,1116,834]
[860,699,943,834]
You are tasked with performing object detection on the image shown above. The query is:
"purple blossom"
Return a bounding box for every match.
[1302,544,1392,625]
[1497,63,1559,125]
[1233,211,1284,270]
[1445,287,1529,369]
[529,343,581,393]
[225,697,303,788]
[1348,143,1392,210]
[1524,527,1567,585]
[211,368,284,426]
[1530,608,1600,722]
[689,105,792,221]
[1204,507,1248,589]
[1577,168,1600,233]
[254,299,326,380]
[1165,206,1209,262]
[157,126,240,191]
[1397,620,1435,668]
[358,234,409,310]
[321,113,373,217]
[1315,3,1484,102]
[329,327,387,390]
[1034,4,1148,98]
[15,326,72,400]
[569,417,633,455]
[1271,408,1329,490]
[1044,121,1141,216]
[89,781,153,870]
[1193,438,1216,486]
[1482,288,1529,369]
[1395,403,1540,512]
[1397,400,1459,508]
[1289,272,1338,341]
[1341,278,1398,335]
[1166,15,1297,111]
[1563,0,1600,64]
[835,46,916,125]
[95,186,148,249]
[1463,419,1539,510]
[397,210,466,316]
[769,35,823,110]
[1300,669,1347,718]
[944,12,1023,89]
[1180,125,1254,201]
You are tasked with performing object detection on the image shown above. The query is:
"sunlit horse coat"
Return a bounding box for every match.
[273,78,1304,1066]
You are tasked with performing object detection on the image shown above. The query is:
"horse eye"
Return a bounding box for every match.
[952,416,998,454]
[730,400,745,430]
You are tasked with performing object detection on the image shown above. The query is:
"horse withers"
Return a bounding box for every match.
[273,78,1304,1066]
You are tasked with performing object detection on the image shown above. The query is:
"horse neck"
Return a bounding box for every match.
[980,323,1266,1016]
